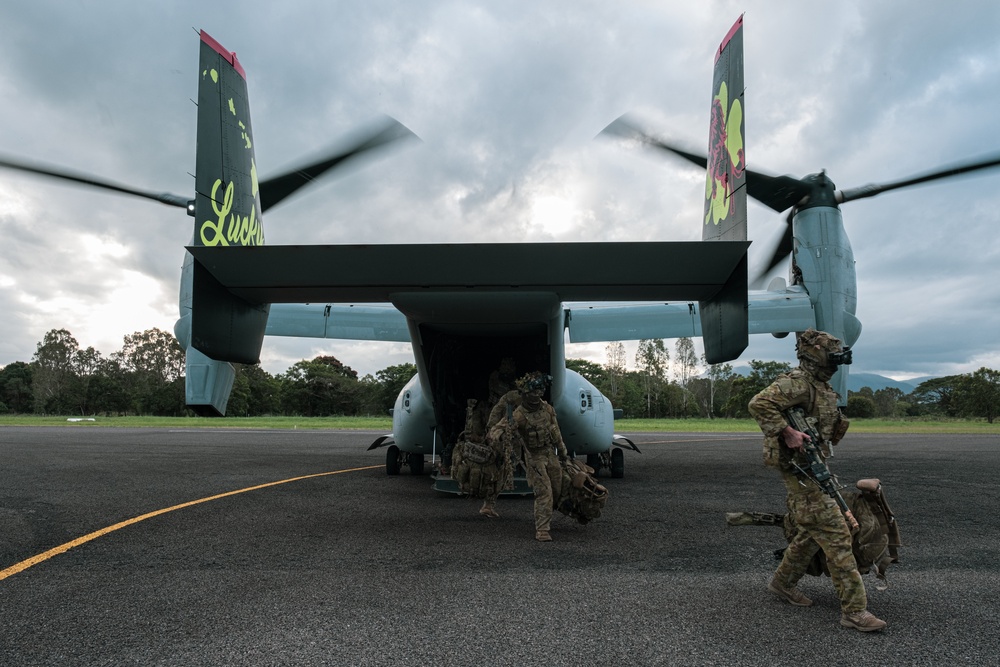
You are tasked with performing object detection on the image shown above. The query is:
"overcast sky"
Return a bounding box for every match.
[2,1,999,381]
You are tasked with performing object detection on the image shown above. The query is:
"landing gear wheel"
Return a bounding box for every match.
[408,452,425,475]
[610,447,624,479]
[386,445,401,475]
[586,453,602,473]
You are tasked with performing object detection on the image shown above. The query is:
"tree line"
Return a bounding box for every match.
[1,329,997,422]
[0,328,416,418]
[574,341,998,422]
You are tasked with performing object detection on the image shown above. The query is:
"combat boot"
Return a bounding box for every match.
[840,610,887,632]
[535,530,552,542]
[479,502,500,518]
[767,577,813,606]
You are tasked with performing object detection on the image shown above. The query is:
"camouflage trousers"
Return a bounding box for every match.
[774,471,867,613]
[523,449,562,532]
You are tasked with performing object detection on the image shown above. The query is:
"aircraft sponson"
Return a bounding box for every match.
[186,241,750,304]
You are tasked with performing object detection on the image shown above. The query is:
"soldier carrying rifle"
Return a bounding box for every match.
[748,329,887,632]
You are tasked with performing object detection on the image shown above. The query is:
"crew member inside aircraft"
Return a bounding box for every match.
[488,357,517,405]
[512,372,568,542]
[748,329,886,633]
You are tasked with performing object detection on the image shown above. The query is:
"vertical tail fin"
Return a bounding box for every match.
[194,31,263,249]
[699,15,748,363]
[178,31,268,415]
[189,30,269,365]
[703,15,747,242]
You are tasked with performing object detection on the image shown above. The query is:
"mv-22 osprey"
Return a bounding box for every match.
[4,19,999,480]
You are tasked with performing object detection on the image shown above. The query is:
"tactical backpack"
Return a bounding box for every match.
[555,459,609,524]
[792,478,901,581]
[726,478,901,582]
[451,422,516,499]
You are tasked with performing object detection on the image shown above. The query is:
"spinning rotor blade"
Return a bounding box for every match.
[258,117,419,212]
[600,116,706,169]
[744,172,811,213]
[605,113,1000,289]
[752,209,795,286]
[0,155,189,208]
[600,115,811,212]
[837,151,1000,204]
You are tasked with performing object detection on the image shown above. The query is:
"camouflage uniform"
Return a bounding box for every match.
[486,389,521,431]
[511,373,567,541]
[488,358,517,405]
[748,330,867,615]
[477,390,521,517]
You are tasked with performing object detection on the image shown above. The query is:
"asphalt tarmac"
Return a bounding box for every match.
[0,426,997,666]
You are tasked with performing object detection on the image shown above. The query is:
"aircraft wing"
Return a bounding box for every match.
[187,241,750,363]
[265,303,409,342]
[567,286,815,342]
[187,241,749,304]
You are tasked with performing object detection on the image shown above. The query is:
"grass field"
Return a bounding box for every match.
[0,414,996,434]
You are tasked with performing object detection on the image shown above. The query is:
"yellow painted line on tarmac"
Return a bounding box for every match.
[0,464,382,583]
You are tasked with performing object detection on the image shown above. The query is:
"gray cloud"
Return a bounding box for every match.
[1,1,998,379]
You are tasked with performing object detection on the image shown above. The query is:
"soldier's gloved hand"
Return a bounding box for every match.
[781,425,809,451]
[558,451,568,463]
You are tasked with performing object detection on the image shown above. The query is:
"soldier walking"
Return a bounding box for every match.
[748,329,887,632]
[512,372,568,542]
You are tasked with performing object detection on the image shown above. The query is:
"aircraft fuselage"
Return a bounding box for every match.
[791,182,860,401]
[388,291,615,457]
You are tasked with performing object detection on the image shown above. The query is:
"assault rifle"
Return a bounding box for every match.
[783,407,859,532]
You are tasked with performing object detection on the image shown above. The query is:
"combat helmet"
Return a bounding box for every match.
[796,328,852,381]
[516,371,551,394]
[516,371,550,409]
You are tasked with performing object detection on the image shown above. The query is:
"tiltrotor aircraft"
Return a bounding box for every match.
[3,19,999,482]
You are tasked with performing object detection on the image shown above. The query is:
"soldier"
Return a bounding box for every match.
[488,357,517,405]
[512,372,568,542]
[748,329,887,633]
[474,390,520,519]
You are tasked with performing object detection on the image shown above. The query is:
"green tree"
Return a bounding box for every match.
[113,328,186,415]
[911,375,965,416]
[112,327,185,416]
[0,361,34,413]
[87,357,131,415]
[281,355,361,416]
[70,345,104,415]
[370,362,417,416]
[872,387,905,418]
[635,339,669,417]
[674,337,699,412]
[31,329,80,414]
[690,358,735,418]
[604,342,627,401]
[847,394,877,418]
[726,360,793,418]
[116,328,185,382]
[955,368,1000,423]
[236,364,282,416]
[611,369,649,418]
[566,358,605,386]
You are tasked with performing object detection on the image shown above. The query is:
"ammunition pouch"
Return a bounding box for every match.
[461,440,493,465]
[832,415,850,445]
[763,435,792,470]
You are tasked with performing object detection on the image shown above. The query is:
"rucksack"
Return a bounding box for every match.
[787,479,901,581]
[451,421,517,499]
[555,459,609,524]
[727,478,902,582]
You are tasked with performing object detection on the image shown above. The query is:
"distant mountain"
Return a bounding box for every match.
[847,373,918,394]
[725,366,929,394]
